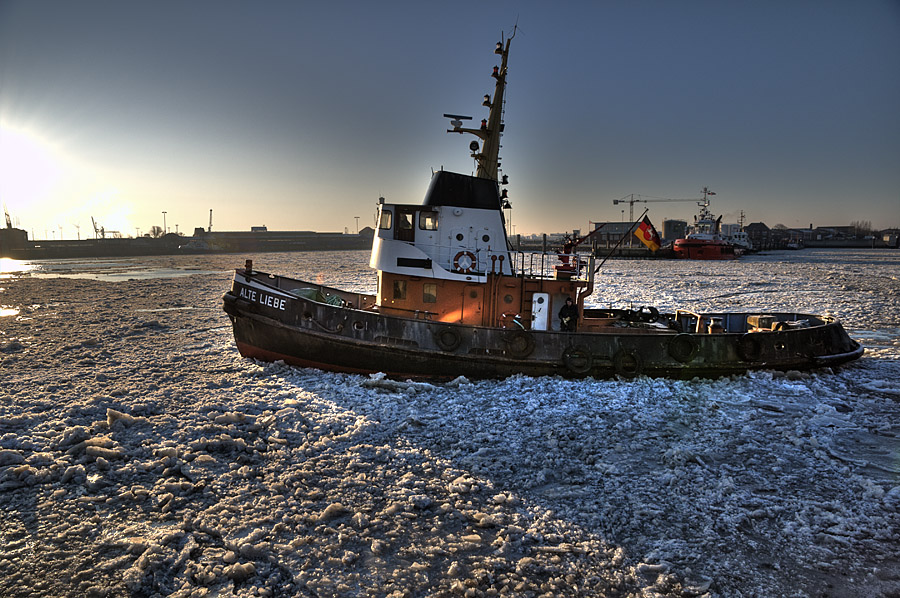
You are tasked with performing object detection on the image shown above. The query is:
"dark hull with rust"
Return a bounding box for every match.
[222,268,863,379]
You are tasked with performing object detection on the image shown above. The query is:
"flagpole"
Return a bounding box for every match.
[594,208,650,274]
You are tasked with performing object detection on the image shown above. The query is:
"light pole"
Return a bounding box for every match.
[162,211,167,236]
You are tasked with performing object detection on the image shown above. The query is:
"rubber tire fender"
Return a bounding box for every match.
[737,332,763,362]
[505,330,535,358]
[667,333,698,363]
[562,345,593,375]
[434,326,462,352]
[613,349,643,378]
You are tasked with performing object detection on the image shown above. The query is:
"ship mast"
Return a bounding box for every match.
[447,31,514,181]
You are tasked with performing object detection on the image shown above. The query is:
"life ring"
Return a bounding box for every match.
[737,333,763,362]
[613,349,643,377]
[453,251,477,273]
[434,326,462,352]
[562,345,593,375]
[667,333,698,363]
[505,330,535,358]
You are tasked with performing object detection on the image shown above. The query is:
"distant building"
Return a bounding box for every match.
[745,222,771,250]
[590,221,643,247]
[662,219,687,243]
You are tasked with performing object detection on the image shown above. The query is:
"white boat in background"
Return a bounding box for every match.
[727,230,754,252]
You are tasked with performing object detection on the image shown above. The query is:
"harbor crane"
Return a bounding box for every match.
[91,216,122,239]
[613,192,711,223]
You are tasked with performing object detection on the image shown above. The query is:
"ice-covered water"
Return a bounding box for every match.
[1,249,898,597]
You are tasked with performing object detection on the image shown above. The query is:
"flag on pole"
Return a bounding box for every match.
[634,216,661,251]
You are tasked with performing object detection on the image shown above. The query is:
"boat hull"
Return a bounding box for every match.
[672,238,739,260]
[223,269,863,380]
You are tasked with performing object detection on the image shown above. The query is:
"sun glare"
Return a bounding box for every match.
[0,125,63,206]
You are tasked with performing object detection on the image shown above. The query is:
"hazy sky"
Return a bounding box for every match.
[1,1,898,239]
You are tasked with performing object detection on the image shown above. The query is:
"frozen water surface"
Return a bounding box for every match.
[1,248,898,597]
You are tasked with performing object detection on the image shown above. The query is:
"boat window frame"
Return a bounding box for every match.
[419,210,439,231]
[379,209,393,230]
[423,282,437,303]
[393,280,407,300]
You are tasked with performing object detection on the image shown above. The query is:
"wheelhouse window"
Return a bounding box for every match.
[379,209,393,230]
[419,211,438,231]
[423,283,437,303]
[393,280,407,300]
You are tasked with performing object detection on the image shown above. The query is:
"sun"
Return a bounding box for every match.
[0,125,64,207]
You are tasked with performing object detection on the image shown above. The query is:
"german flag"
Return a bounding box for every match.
[634,216,661,251]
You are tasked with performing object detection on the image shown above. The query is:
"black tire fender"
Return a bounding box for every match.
[667,333,698,363]
[222,292,251,317]
[562,345,593,374]
[434,326,462,352]
[505,330,535,358]
[613,349,643,377]
[737,333,763,362]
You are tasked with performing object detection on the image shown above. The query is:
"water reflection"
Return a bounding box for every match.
[0,258,36,278]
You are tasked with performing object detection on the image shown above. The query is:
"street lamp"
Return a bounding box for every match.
[162,211,167,236]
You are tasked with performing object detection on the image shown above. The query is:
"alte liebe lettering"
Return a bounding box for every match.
[238,287,287,311]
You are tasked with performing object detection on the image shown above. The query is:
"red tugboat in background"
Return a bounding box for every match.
[673,188,741,260]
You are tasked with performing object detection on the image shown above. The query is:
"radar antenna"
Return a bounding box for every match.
[443,30,514,182]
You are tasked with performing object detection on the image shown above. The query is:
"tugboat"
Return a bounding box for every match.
[673,188,741,259]
[222,33,863,379]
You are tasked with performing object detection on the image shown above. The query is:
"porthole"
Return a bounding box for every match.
[482,234,490,242]
[504,294,513,303]
[456,233,464,241]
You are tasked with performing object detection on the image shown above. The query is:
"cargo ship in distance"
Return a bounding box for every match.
[221,31,863,379]
[0,224,372,260]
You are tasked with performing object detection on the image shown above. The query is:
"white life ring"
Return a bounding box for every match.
[453,251,476,273]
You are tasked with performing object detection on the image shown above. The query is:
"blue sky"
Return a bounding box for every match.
[1,0,898,239]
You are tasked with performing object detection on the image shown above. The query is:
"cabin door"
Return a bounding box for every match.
[395,208,416,242]
[532,293,550,330]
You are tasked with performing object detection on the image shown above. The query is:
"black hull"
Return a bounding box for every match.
[222,269,863,380]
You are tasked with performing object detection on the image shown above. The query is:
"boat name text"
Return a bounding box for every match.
[239,287,287,311]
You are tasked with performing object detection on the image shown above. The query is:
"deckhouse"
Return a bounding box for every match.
[369,34,591,330]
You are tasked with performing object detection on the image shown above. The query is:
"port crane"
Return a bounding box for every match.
[612,192,711,223]
[91,217,104,239]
